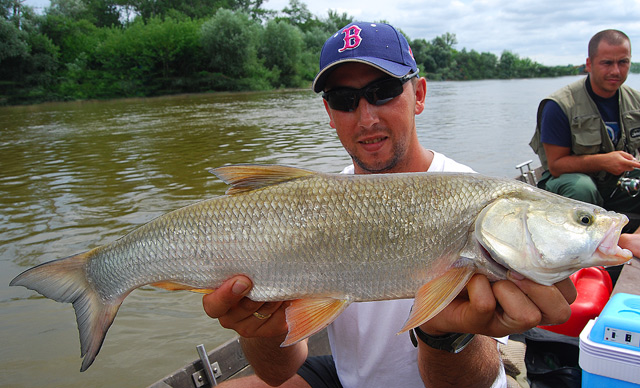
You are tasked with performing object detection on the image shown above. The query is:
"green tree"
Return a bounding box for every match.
[497,50,517,78]
[91,17,203,95]
[1,2,60,104]
[2,0,24,20]
[279,0,317,31]
[131,0,268,22]
[0,17,28,64]
[454,49,497,80]
[133,0,214,21]
[47,0,89,20]
[83,0,122,27]
[478,52,498,78]
[260,19,304,87]
[324,9,351,31]
[134,17,201,80]
[431,33,456,69]
[41,15,100,63]
[23,31,60,91]
[409,38,425,64]
[200,9,265,84]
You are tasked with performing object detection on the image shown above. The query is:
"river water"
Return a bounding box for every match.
[3,75,640,387]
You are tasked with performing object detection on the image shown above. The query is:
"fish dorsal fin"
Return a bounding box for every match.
[281,297,350,346]
[209,164,317,195]
[397,266,476,334]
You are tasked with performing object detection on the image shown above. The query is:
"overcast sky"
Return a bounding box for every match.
[23,0,640,66]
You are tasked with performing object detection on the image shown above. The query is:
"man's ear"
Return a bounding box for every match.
[323,98,337,129]
[414,77,427,115]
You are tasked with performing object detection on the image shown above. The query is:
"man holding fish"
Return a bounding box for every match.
[203,22,579,388]
[11,21,633,384]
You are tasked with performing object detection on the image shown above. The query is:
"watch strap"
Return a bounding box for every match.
[410,327,475,353]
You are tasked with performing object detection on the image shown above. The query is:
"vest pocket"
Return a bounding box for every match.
[572,115,602,154]
[623,109,640,150]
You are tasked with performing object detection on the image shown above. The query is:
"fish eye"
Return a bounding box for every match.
[576,212,594,226]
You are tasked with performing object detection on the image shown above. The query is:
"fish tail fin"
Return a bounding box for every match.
[10,251,122,372]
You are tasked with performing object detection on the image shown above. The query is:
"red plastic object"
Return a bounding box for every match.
[538,267,613,337]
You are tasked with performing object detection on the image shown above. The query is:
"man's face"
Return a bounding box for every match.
[323,63,425,174]
[586,40,631,98]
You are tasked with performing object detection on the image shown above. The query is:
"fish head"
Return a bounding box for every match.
[474,189,632,285]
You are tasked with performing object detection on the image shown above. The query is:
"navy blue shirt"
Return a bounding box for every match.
[540,76,621,148]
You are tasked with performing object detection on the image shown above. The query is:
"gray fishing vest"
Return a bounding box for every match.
[529,77,640,178]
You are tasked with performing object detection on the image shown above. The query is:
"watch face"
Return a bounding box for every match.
[411,329,475,353]
[450,333,476,353]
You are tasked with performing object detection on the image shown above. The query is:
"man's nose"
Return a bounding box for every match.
[356,98,380,127]
[611,62,622,75]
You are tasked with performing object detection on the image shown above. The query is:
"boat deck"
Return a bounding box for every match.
[148,329,331,387]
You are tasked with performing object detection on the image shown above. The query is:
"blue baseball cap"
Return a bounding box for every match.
[312,22,418,93]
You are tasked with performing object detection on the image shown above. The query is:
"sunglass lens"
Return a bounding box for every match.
[367,79,404,105]
[326,91,357,111]
[324,77,408,111]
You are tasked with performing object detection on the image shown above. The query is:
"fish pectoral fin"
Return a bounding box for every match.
[210,164,317,195]
[151,281,214,294]
[281,297,349,347]
[398,266,476,334]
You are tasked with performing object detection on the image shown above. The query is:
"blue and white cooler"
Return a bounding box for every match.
[579,292,640,387]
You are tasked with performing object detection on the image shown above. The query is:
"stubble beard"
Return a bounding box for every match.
[350,139,408,174]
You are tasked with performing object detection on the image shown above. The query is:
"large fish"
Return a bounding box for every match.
[11,165,631,371]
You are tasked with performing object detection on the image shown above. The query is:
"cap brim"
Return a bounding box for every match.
[312,57,414,93]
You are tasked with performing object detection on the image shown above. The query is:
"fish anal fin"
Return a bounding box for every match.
[151,281,214,294]
[398,266,476,334]
[209,164,317,195]
[281,298,349,347]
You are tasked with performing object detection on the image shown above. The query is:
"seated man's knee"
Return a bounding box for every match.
[545,173,601,205]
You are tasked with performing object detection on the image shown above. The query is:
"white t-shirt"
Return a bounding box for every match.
[329,151,506,388]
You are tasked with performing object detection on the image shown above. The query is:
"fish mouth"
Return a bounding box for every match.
[596,214,632,265]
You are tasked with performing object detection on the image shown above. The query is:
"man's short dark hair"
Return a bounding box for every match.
[588,29,631,59]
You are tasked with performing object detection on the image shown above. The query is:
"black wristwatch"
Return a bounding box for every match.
[410,327,475,353]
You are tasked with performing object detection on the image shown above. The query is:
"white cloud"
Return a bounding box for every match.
[266,0,640,65]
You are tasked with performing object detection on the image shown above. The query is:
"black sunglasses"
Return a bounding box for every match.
[322,70,420,112]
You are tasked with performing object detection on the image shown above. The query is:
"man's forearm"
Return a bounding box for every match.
[240,336,308,386]
[548,153,608,176]
[418,335,502,388]
[548,150,640,177]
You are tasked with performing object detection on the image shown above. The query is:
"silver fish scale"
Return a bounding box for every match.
[85,172,524,303]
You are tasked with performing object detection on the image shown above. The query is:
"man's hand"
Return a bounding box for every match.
[545,143,640,177]
[202,276,309,386]
[202,275,289,339]
[598,151,640,176]
[419,273,577,337]
[619,228,640,257]
[414,272,576,388]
